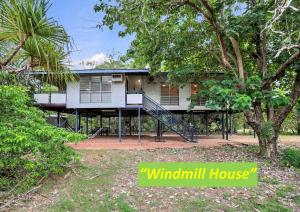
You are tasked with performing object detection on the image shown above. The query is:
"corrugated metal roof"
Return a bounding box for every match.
[70,69,149,74]
[28,69,150,75]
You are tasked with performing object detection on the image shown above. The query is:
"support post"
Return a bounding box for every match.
[90,116,93,134]
[108,117,111,135]
[253,130,256,139]
[225,110,229,140]
[86,115,89,135]
[100,115,103,128]
[129,115,132,136]
[205,113,209,136]
[157,120,160,137]
[138,108,141,143]
[119,109,122,142]
[222,113,225,139]
[229,113,232,136]
[78,113,81,131]
[100,115,103,135]
[75,109,79,132]
[57,111,60,127]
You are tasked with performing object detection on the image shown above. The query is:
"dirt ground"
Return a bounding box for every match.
[11,143,300,211]
[68,134,300,150]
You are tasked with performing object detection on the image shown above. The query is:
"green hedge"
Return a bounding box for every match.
[280,148,300,169]
[0,85,86,192]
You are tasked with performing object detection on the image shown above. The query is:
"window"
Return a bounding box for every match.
[80,76,112,103]
[160,83,179,105]
[191,83,206,106]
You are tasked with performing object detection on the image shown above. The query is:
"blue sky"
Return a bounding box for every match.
[48,0,133,69]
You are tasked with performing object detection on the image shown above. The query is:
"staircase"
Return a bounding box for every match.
[143,94,197,142]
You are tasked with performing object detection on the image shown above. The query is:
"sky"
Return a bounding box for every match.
[48,0,134,69]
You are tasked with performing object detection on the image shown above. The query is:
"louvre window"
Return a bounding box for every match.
[80,76,112,103]
[160,83,179,105]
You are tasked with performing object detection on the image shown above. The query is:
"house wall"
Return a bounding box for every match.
[66,78,126,109]
[142,75,209,111]
[65,73,210,111]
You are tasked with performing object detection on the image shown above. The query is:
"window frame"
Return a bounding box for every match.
[160,83,179,106]
[80,75,112,103]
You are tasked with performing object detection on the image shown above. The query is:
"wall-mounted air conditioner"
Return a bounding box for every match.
[112,74,123,82]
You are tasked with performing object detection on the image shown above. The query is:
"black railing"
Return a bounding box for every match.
[143,94,197,142]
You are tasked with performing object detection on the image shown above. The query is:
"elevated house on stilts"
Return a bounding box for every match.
[32,69,232,142]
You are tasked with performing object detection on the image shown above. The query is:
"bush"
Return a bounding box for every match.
[0,85,86,192]
[280,148,300,169]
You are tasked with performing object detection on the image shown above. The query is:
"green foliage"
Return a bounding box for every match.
[276,185,295,198]
[261,122,273,141]
[0,85,85,192]
[0,0,73,83]
[95,0,300,144]
[95,54,133,69]
[280,148,300,168]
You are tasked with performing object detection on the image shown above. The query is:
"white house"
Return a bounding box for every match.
[33,69,227,142]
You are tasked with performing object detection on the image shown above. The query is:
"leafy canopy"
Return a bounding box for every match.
[0,0,73,83]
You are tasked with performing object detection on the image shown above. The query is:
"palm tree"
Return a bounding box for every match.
[0,0,72,81]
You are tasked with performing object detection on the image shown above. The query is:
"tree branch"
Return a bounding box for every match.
[262,48,300,88]
[185,0,232,69]
[273,71,300,126]
[229,37,245,82]
[2,34,30,67]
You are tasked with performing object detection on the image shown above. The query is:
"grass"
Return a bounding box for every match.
[181,199,209,212]
[233,197,290,212]
[14,147,300,211]
[260,176,280,185]
[46,150,135,211]
[276,185,295,198]
[293,195,300,205]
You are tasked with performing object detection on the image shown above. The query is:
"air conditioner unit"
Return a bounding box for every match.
[112,74,123,82]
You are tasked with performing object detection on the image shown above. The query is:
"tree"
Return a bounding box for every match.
[0,0,72,82]
[95,54,133,69]
[95,0,300,158]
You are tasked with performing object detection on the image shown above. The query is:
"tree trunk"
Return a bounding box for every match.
[2,34,30,67]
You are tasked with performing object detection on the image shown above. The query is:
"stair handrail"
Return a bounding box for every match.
[143,94,196,141]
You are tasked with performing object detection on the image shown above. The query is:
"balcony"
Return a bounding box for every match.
[34,93,66,105]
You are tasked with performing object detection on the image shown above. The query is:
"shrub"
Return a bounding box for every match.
[0,85,86,192]
[280,148,300,169]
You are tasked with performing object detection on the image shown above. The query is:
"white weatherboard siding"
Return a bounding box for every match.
[142,76,210,111]
[66,80,126,108]
[65,74,210,110]
[143,77,190,110]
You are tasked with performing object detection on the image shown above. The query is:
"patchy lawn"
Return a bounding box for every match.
[7,145,300,211]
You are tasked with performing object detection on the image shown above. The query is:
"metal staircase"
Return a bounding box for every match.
[143,94,197,142]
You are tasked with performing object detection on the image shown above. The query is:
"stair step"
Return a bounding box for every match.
[143,94,197,143]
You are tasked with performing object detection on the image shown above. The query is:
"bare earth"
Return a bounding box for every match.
[68,134,300,150]
[6,135,300,211]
